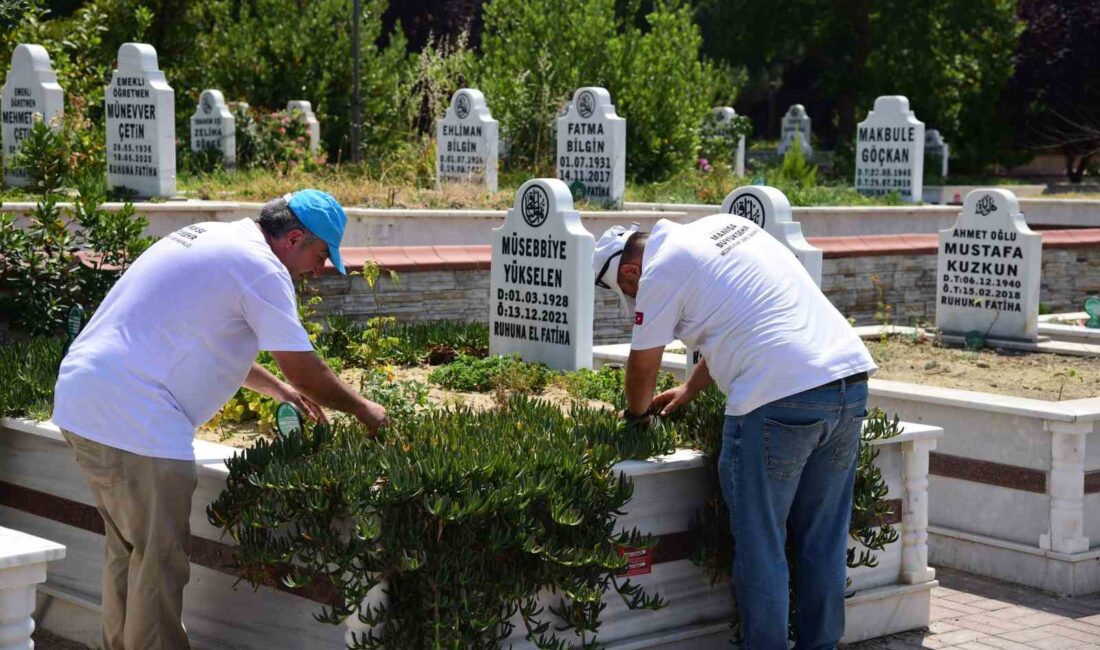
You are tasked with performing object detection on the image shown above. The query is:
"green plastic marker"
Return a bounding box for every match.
[964,330,985,351]
[275,402,303,437]
[1085,296,1100,329]
[62,304,85,358]
[569,180,586,201]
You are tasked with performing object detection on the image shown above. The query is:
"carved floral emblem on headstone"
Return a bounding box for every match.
[577,91,595,119]
[975,195,997,217]
[201,92,214,115]
[521,184,549,228]
[455,92,470,119]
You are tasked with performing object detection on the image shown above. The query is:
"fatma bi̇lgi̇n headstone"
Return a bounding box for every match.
[105,42,175,197]
[489,178,594,371]
[436,88,498,191]
[3,44,63,187]
[556,87,625,209]
[855,95,924,204]
[190,89,236,170]
[936,188,1041,341]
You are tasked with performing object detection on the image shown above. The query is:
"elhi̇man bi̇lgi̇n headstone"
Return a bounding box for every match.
[855,95,924,204]
[436,88,498,191]
[105,42,175,197]
[2,44,63,187]
[556,87,625,209]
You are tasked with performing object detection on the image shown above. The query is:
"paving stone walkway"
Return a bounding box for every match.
[849,567,1100,649]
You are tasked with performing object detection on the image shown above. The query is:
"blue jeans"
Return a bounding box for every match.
[717,377,868,650]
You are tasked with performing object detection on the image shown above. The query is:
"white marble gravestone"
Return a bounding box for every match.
[720,185,822,286]
[2,44,63,187]
[489,178,594,370]
[190,89,236,169]
[778,104,812,157]
[105,43,176,197]
[436,88,498,191]
[286,100,320,152]
[706,107,746,176]
[936,189,1041,341]
[855,95,924,204]
[925,129,949,178]
[556,87,626,208]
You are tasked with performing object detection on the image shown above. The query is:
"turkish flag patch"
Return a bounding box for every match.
[634,312,644,325]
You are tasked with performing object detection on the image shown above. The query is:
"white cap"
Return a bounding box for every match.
[593,223,640,317]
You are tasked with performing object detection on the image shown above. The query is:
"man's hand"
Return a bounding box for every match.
[280,387,328,424]
[356,400,389,434]
[651,384,695,416]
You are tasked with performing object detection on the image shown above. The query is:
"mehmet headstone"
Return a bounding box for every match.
[936,188,1040,341]
[556,87,626,208]
[778,104,812,157]
[489,178,594,370]
[2,44,64,187]
[705,107,745,176]
[925,129,949,178]
[286,100,320,152]
[436,88,498,191]
[855,95,924,204]
[105,43,175,197]
[190,89,236,169]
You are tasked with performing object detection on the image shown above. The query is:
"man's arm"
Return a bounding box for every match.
[242,361,327,423]
[269,351,388,433]
[624,346,667,417]
[651,357,714,415]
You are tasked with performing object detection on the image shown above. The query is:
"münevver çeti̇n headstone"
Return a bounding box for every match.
[556,87,625,208]
[2,44,63,187]
[286,100,320,153]
[855,95,924,204]
[705,107,746,176]
[436,88,498,191]
[925,129,949,178]
[778,104,812,157]
[936,188,1040,341]
[105,42,175,197]
[190,89,235,170]
[489,178,594,370]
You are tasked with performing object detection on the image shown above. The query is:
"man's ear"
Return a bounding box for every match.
[620,261,641,281]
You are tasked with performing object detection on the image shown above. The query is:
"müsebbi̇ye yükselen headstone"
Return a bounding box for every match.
[683,185,824,375]
[778,104,812,157]
[935,188,1040,341]
[190,89,236,170]
[556,87,625,208]
[105,43,175,198]
[706,107,746,176]
[855,95,924,204]
[489,178,594,371]
[436,88,498,191]
[3,44,63,187]
[286,100,320,153]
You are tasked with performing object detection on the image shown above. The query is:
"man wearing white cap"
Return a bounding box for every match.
[593,215,876,649]
[54,189,388,649]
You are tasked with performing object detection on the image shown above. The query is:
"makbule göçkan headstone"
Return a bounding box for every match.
[190,89,236,169]
[855,95,924,204]
[556,87,625,208]
[489,178,594,371]
[436,88,498,191]
[936,188,1041,341]
[3,44,64,187]
[105,42,176,197]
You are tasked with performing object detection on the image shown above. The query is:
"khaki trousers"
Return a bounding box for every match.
[62,430,197,650]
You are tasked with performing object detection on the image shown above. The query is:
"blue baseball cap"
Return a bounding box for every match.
[285,189,347,274]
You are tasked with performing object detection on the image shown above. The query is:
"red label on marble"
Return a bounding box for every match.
[617,546,652,576]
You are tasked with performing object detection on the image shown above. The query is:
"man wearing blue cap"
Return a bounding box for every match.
[53,189,387,650]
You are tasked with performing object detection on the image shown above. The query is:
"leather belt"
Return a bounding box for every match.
[819,371,869,389]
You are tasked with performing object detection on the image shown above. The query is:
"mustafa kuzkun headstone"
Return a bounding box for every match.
[3,44,63,187]
[489,178,594,371]
[778,104,812,157]
[557,87,625,208]
[286,100,320,153]
[436,88,498,191]
[190,89,235,170]
[855,95,924,204]
[925,129,949,178]
[936,188,1041,341]
[720,185,823,286]
[105,43,176,197]
[706,107,746,176]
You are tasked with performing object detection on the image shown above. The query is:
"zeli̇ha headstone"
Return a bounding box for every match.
[855,95,924,204]
[556,87,625,208]
[489,178,594,370]
[925,129,949,179]
[2,44,63,187]
[936,189,1041,341]
[705,107,746,176]
[436,88,498,191]
[778,104,812,157]
[190,89,235,170]
[720,185,822,286]
[286,100,320,153]
[105,43,175,197]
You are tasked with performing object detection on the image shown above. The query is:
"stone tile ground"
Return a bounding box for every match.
[31,566,1100,649]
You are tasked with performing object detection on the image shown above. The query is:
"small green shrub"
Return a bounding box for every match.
[0,337,63,420]
[318,317,489,367]
[559,365,679,407]
[428,354,552,393]
[358,368,429,422]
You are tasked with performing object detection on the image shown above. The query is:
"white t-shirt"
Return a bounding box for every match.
[630,215,876,416]
[53,219,314,460]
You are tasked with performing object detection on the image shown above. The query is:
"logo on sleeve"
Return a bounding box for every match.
[634,312,644,325]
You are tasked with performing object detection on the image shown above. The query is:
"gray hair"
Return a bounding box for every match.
[257,196,315,240]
